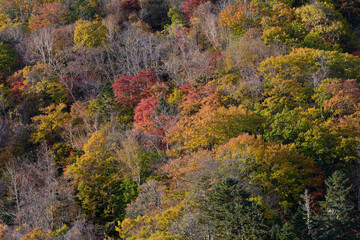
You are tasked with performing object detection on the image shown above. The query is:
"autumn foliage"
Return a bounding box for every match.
[29,3,68,31]
[112,68,158,108]
[182,0,208,18]
[220,2,262,36]
[1,0,360,239]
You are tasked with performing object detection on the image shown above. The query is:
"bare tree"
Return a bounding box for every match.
[217,33,281,104]
[126,179,166,218]
[161,30,211,86]
[216,0,235,11]
[0,24,25,43]
[107,22,164,76]
[301,189,314,238]
[22,27,56,66]
[2,158,21,223]
[193,2,230,51]
[0,119,11,147]
[19,25,79,102]
[6,143,78,232]
[16,144,58,229]
[311,54,330,88]
[61,218,100,240]
[115,132,143,186]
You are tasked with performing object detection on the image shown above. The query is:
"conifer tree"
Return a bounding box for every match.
[316,171,360,239]
[278,223,298,240]
[203,178,268,240]
[293,207,310,240]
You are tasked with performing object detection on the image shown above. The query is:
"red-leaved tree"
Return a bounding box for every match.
[352,49,360,57]
[177,83,217,115]
[120,0,141,13]
[134,96,178,149]
[112,68,158,108]
[182,0,208,18]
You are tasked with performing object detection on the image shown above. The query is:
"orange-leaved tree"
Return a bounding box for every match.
[168,104,262,156]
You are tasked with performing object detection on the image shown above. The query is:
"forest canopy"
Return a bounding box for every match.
[0,0,360,239]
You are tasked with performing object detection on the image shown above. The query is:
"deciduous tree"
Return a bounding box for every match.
[168,104,262,156]
[112,68,158,108]
[28,3,68,31]
[31,103,71,144]
[220,2,262,36]
[74,20,108,48]
[66,131,138,223]
[217,134,321,209]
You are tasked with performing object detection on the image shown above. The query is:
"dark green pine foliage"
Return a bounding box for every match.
[155,94,177,117]
[155,94,172,115]
[0,42,17,77]
[204,178,268,240]
[63,0,101,22]
[278,223,299,240]
[316,171,360,239]
[293,207,310,240]
[269,208,309,240]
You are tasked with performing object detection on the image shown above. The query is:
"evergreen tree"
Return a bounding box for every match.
[278,223,299,240]
[293,207,310,240]
[270,208,309,240]
[0,42,17,77]
[203,178,268,240]
[155,94,173,115]
[316,171,360,239]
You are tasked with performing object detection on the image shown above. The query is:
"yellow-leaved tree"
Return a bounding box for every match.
[74,19,108,48]
[66,131,138,223]
[216,133,322,210]
[116,202,184,240]
[31,103,71,143]
[219,2,262,36]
